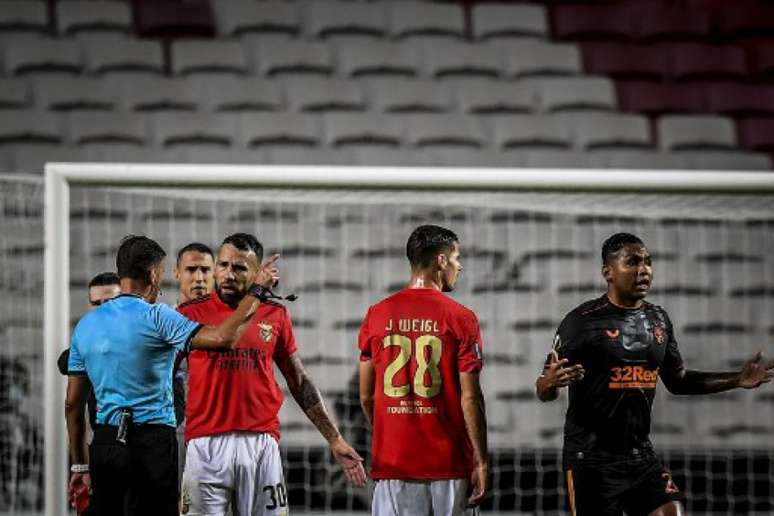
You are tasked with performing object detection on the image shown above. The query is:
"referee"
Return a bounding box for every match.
[64,235,275,516]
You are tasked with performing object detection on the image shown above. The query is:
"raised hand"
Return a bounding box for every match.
[255,254,280,288]
[330,436,367,488]
[738,351,774,389]
[543,350,585,388]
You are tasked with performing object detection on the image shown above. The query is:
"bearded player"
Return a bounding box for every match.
[178,233,366,515]
[536,232,774,516]
[359,225,488,516]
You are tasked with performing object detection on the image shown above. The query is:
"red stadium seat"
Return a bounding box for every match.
[582,43,666,80]
[751,42,774,78]
[738,117,774,152]
[552,5,634,41]
[135,1,214,38]
[634,5,711,42]
[718,5,774,39]
[616,82,705,116]
[705,83,774,117]
[665,43,747,81]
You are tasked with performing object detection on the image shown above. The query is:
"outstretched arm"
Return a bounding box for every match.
[278,352,367,487]
[661,351,774,395]
[460,371,489,508]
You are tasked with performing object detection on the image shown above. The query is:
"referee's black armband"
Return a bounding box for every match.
[183,324,204,354]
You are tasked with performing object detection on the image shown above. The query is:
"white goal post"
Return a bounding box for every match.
[43,164,774,516]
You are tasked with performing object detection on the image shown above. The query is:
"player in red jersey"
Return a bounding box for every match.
[178,233,366,515]
[358,225,488,516]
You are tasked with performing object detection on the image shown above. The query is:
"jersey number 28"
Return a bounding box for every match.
[382,334,442,398]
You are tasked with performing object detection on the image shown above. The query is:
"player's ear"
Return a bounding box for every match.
[601,262,612,282]
[436,252,448,270]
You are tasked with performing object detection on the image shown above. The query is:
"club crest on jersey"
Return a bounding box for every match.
[258,323,273,342]
[654,325,666,345]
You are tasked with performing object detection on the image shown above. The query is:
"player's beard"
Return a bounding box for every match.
[216,283,245,307]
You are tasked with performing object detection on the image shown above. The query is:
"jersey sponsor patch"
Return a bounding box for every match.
[608,365,659,389]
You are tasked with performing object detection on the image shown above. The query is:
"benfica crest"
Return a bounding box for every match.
[258,323,273,343]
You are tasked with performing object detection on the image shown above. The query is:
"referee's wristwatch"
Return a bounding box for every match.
[70,464,89,474]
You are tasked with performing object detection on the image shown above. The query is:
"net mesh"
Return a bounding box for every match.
[3,174,774,514]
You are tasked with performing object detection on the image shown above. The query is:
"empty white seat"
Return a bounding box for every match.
[590,150,689,170]
[171,39,248,76]
[498,40,581,77]
[9,144,85,174]
[66,112,148,146]
[0,111,63,144]
[238,113,320,148]
[57,1,131,35]
[658,115,737,150]
[353,148,435,167]
[403,114,486,148]
[284,77,365,112]
[336,41,417,78]
[472,3,548,40]
[81,145,180,164]
[515,149,597,168]
[321,113,403,148]
[187,75,282,112]
[366,77,453,113]
[251,40,333,76]
[172,147,263,165]
[212,0,299,37]
[0,1,48,33]
[265,148,355,166]
[84,38,164,76]
[151,113,237,148]
[31,76,116,111]
[679,150,772,170]
[489,115,571,149]
[107,75,197,111]
[554,112,651,149]
[0,78,30,109]
[389,3,464,40]
[416,40,502,78]
[3,37,81,75]
[528,76,616,112]
[455,79,533,114]
[303,2,387,39]
[431,148,516,168]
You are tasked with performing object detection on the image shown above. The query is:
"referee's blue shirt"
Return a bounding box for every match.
[68,294,202,427]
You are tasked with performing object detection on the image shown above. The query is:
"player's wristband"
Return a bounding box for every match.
[248,285,271,302]
[70,464,89,474]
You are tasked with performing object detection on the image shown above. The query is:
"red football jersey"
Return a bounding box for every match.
[178,293,298,442]
[358,288,484,480]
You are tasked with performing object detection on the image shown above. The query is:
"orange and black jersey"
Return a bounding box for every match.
[549,295,684,456]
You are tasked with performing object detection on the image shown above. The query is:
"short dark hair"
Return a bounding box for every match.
[116,235,166,283]
[602,232,644,263]
[221,233,263,261]
[406,224,458,270]
[176,242,213,265]
[88,272,120,289]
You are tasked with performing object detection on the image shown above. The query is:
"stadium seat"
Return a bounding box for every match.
[634,5,711,42]
[170,40,248,76]
[582,43,666,80]
[83,38,164,76]
[665,43,748,81]
[0,111,62,144]
[238,113,319,148]
[431,148,517,168]
[365,77,453,113]
[552,4,634,41]
[528,76,616,112]
[8,145,84,174]
[751,42,774,78]
[31,77,116,111]
[471,3,547,40]
[65,112,148,146]
[454,79,533,114]
[107,76,197,111]
[134,1,215,38]
[488,115,571,150]
[172,147,262,165]
[0,78,30,109]
[389,2,464,40]
[554,112,651,150]
[56,1,131,36]
[302,1,387,40]
[3,37,81,76]
[151,113,236,148]
[738,117,774,153]
[497,40,581,78]
[591,150,688,170]
[679,151,772,171]
[352,148,435,167]
[717,5,774,39]
[320,113,402,148]
[658,115,736,150]
[705,83,774,117]
[416,40,502,79]
[335,41,417,78]
[284,77,365,112]
[265,148,354,166]
[403,114,486,149]
[616,82,705,115]
[187,75,282,112]
[0,1,48,35]
[251,40,333,77]
[212,0,299,38]
[515,149,596,168]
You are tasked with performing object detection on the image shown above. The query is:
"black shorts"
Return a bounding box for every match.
[564,448,685,516]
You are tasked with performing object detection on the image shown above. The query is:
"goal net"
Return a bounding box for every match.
[5,166,774,515]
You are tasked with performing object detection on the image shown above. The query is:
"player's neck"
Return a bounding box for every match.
[408,271,443,291]
[606,290,644,309]
[120,279,153,302]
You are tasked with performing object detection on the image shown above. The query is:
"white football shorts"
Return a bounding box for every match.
[181,432,288,516]
[372,478,480,516]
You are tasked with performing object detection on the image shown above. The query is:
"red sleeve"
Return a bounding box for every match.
[274,307,298,363]
[457,308,483,374]
[358,307,373,361]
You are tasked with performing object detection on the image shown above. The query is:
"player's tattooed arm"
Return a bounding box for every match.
[662,352,774,395]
